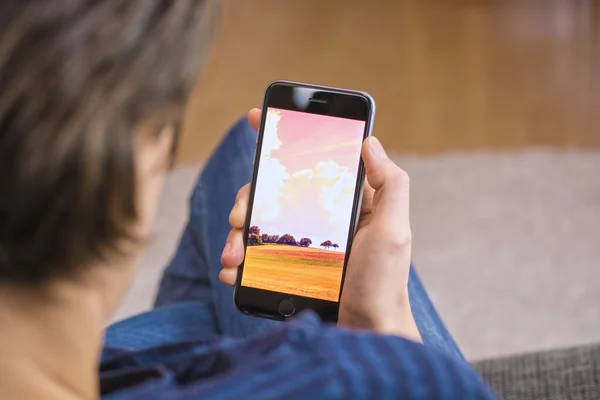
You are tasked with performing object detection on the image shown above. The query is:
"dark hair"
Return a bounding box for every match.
[0,0,219,284]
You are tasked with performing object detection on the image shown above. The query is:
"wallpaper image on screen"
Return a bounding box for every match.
[241,108,366,302]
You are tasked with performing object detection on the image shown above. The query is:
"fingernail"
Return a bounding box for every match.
[224,241,232,254]
[369,137,387,159]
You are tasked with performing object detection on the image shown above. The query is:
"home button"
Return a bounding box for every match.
[277,298,296,317]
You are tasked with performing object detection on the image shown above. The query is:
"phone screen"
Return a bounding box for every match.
[241,107,366,302]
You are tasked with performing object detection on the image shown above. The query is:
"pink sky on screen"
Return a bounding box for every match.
[271,109,364,174]
[250,108,365,252]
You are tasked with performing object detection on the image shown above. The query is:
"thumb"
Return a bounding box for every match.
[361,137,411,230]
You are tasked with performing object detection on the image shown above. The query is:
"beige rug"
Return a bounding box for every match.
[114,149,600,361]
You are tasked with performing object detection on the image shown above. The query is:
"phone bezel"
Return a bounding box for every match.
[234,80,375,323]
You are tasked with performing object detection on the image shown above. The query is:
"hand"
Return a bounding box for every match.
[337,135,420,341]
[221,109,420,341]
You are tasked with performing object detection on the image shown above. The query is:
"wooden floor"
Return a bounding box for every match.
[178,0,600,164]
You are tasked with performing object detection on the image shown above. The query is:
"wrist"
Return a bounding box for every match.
[338,293,422,342]
[375,299,422,342]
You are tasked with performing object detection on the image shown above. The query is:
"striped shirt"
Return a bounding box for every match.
[101,311,498,399]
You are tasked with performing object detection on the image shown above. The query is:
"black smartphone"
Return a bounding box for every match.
[234,80,375,322]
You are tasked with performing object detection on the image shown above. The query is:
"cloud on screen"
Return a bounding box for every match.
[251,109,360,251]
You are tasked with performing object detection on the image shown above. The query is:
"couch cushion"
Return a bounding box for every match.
[473,343,600,400]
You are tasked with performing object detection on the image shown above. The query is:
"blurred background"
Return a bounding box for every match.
[117,0,600,362]
[180,0,599,162]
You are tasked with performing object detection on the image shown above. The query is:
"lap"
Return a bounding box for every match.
[105,301,219,351]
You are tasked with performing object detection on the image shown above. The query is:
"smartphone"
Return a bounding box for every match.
[234,80,375,322]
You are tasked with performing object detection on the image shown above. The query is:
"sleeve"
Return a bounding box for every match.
[314,326,500,400]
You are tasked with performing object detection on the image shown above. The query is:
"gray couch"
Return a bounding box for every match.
[473,343,600,400]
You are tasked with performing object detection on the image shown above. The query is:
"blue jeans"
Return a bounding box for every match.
[105,117,465,362]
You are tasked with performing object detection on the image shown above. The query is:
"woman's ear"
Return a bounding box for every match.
[136,121,177,174]
[133,121,176,236]
[158,123,178,170]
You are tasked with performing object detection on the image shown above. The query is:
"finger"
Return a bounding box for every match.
[355,179,375,230]
[362,137,409,194]
[229,184,250,229]
[361,136,410,228]
[221,228,245,269]
[360,178,375,215]
[247,108,261,131]
[219,267,238,286]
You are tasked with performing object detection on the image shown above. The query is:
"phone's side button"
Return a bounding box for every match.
[277,298,296,317]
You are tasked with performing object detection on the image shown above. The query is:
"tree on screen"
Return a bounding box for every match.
[261,234,280,244]
[247,233,262,246]
[332,243,339,251]
[247,226,263,246]
[277,234,297,246]
[320,240,333,250]
[299,238,312,247]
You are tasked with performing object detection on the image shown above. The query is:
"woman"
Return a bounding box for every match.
[0,1,497,399]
